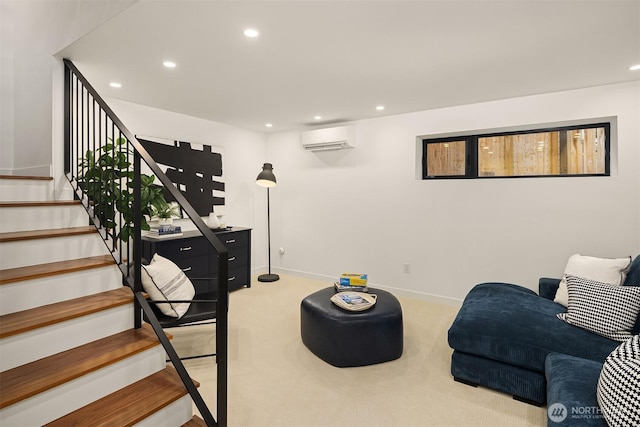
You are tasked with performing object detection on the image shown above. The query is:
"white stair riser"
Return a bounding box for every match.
[0,345,167,427]
[0,304,133,372]
[0,204,88,233]
[136,395,195,427]
[0,265,122,315]
[0,180,54,202]
[0,233,111,269]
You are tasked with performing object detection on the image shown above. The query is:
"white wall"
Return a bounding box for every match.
[267,81,640,304]
[1,0,136,175]
[105,99,269,274]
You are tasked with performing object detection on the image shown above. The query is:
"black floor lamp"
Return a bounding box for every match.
[256,163,279,282]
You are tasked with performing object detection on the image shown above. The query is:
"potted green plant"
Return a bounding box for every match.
[151,200,181,225]
[77,137,171,241]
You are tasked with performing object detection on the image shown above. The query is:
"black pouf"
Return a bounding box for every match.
[300,287,403,367]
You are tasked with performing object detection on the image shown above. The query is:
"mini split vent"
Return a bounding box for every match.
[300,126,355,151]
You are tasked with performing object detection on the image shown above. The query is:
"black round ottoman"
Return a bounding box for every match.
[300,287,403,367]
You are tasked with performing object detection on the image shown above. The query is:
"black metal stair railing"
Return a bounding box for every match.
[63,58,228,427]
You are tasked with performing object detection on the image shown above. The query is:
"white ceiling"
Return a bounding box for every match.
[58,0,640,133]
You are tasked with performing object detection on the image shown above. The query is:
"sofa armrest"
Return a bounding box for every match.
[539,278,561,300]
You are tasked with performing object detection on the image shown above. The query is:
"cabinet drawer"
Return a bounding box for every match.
[227,247,247,268]
[155,238,208,260]
[223,266,249,292]
[218,231,249,250]
[210,250,247,273]
[172,255,209,278]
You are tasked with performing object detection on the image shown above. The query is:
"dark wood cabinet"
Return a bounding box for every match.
[142,227,251,293]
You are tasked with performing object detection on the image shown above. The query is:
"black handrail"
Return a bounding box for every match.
[63,58,227,427]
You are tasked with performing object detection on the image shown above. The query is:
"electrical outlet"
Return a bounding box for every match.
[403,263,410,274]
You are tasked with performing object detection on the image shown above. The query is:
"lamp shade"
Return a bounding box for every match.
[256,163,277,188]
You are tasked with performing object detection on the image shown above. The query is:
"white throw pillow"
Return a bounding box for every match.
[554,254,632,307]
[556,275,640,341]
[141,254,195,318]
[597,335,640,426]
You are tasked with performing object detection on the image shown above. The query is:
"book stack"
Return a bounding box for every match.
[145,225,183,239]
[334,273,368,293]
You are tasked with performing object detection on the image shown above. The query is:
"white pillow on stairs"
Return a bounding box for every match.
[141,253,195,318]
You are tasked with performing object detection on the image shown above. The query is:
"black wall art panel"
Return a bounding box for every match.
[138,137,224,216]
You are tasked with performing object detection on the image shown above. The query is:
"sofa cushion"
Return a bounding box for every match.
[545,353,607,427]
[624,256,640,335]
[597,335,640,426]
[448,282,620,374]
[554,254,632,307]
[542,255,640,334]
[557,275,640,341]
[624,255,640,287]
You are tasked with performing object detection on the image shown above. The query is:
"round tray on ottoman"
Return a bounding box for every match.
[300,287,403,367]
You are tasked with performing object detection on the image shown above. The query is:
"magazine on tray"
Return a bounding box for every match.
[330,292,377,312]
[334,281,369,293]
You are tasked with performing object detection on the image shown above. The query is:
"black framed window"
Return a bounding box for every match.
[422,122,610,179]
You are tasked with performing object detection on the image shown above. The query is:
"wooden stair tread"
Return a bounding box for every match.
[0,287,132,339]
[44,366,197,427]
[0,200,80,207]
[0,255,115,285]
[0,175,53,181]
[0,226,96,243]
[0,324,162,409]
[183,415,208,427]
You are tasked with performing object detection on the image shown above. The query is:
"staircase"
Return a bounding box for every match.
[0,175,206,426]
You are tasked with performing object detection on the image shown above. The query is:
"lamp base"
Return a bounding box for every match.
[258,273,280,282]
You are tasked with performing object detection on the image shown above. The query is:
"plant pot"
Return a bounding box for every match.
[157,218,173,226]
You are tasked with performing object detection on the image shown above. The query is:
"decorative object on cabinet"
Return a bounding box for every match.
[256,163,279,283]
[151,201,181,226]
[138,136,225,216]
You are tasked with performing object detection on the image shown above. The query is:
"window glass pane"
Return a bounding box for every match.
[425,140,466,177]
[563,127,607,174]
[477,126,606,177]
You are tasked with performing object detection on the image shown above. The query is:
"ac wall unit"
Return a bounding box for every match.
[301,126,355,151]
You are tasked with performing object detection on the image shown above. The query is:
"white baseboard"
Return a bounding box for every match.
[270,266,463,307]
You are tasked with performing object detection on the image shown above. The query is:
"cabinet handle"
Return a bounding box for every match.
[225,239,236,244]
[182,266,192,272]
[180,246,192,252]
[228,256,236,262]
[229,276,236,281]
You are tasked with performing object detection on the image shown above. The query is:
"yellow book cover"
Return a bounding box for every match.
[339,273,368,286]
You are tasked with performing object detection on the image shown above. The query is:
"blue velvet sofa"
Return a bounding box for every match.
[447,255,640,418]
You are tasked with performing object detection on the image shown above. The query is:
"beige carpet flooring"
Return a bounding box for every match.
[169,274,547,426]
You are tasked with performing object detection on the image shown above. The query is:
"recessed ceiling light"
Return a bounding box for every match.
[243,28,259,38]
[314,116,322,120]
[629,64,640,71]
[163,61,177,68]
[376,105,384,111]
[109,82,122,88]
[265,123,273,128]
